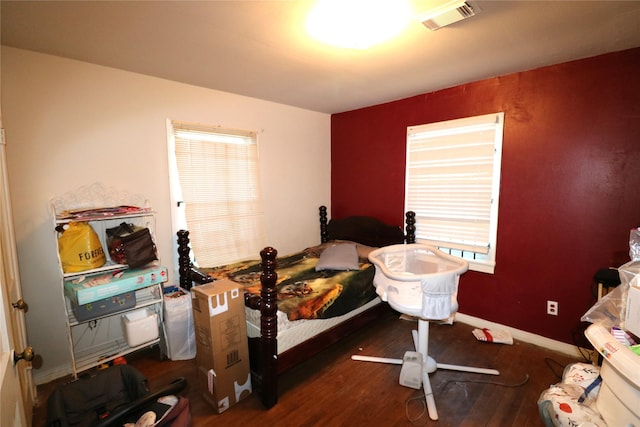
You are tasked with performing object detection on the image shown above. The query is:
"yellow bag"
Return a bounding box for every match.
[58,221,107,273]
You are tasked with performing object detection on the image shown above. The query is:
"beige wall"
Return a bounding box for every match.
[1,47,331,384]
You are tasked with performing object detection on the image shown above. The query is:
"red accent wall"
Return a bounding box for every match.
[331,47,640,345]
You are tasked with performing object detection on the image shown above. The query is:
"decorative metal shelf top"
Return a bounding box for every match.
[55,209,154,224]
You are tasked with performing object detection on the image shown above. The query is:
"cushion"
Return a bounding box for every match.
[332,239,377,259]
[315,243,359,271]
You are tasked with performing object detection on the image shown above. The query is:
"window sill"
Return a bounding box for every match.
[468,260,495,274]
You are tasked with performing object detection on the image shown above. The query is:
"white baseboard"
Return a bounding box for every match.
[456,312,587,359]
[33,365,72,387]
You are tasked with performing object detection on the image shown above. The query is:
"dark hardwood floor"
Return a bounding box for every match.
[33,308,583,426]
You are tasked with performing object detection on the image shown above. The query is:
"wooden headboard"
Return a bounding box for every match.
[319,205,415,246]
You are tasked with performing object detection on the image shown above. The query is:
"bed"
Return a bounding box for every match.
[176,206,416,408]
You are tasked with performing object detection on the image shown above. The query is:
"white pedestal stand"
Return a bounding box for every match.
[352,318,499,421]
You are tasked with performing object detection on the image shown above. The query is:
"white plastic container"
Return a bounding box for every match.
[121,308,159,347]
[585,324,640,426]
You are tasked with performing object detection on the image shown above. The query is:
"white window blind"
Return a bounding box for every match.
[169,121,266,267]
[405,112,504,273]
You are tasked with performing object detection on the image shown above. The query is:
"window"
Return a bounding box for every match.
[405,112,504,274]
[167,120,266,267]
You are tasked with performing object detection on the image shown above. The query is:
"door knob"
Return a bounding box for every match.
[11,299,28,312]
[14,346,35,364]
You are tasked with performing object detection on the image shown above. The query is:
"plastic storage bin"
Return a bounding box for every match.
[121,308,159,347]
[585,324,640,426]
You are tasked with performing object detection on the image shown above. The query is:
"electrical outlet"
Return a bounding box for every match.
[547,300,558,316]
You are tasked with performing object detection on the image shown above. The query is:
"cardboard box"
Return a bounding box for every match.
[65,265,168,305]
[619,260,640,337]
[625,285,640,337]
[191,280,252,413]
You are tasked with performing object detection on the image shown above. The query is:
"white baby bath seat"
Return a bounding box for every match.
[352,243,499,421]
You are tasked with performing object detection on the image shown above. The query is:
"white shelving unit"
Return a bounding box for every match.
[51,185,167,378]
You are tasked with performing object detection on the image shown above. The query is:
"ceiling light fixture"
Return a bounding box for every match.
[417,0,481,31]
[306,0,412,50]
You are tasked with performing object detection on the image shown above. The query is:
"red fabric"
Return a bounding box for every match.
[156,396,191,427]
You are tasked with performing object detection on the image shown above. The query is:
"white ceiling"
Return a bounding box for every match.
[2,1,640,114]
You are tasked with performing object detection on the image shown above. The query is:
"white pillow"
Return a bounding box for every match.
[315,243,359,271]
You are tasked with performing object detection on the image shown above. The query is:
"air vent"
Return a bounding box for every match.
[418,1,481,31]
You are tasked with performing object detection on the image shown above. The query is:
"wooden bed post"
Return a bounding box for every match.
[405,211,416,243]
[319,205,328,243]
[176,230,194,290]
[176,230,214,289]
[258,246,278,408]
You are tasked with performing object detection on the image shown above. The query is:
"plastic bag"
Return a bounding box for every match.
[581,229,640,329]
[58,221,107,273]
[630,227,640,262]
[580,283,628,328]
[163,289,196,360]
[581,260,640,328]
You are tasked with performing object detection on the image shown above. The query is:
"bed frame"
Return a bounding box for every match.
[176,206,416,408]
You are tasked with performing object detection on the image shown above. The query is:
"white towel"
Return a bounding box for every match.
[472,328,514,345]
